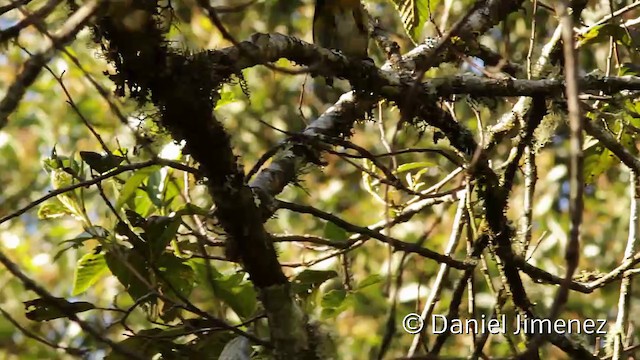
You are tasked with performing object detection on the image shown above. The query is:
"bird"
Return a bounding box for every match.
[313,0,370,86]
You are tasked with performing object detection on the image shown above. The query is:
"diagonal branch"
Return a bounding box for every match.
[277,200,472,270]
[0,0,102,128]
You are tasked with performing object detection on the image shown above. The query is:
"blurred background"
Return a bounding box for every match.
[0,0,639,358]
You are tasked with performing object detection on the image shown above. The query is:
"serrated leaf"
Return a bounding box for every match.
[48,168,84,218]
[42,149,81,174]
[72,252,109,295]
[388,0,436,43]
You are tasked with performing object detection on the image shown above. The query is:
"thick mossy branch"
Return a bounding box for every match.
[92,5,316,359]
[95,0,286,289]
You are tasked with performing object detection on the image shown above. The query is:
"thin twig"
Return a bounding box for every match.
[579,1,640,33]
[276,200,472,270]
[0,307,87,357]
[0,0,103,128]
[0,249,146,359]
[611,171,640,360]
[0,159,197,226]
[407,191,468,356]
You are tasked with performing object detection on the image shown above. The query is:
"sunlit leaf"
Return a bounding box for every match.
[37,201,73,219]
[388,0,437,43]
[356,274,383,290]
[397,161,435,173]
[72,251,109,295]
[116,166,161,209]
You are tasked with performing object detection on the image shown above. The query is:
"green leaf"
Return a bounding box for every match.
[388,0,436,43]
[144,215,181,258]
[54,227,109,262]
[174,203,210,217]
[619,127,638,156]
[578,24,629,48]
[214,278,257,319]
[105,248,152,302]
[48,169,83,218]
[356,274,383,290]
[116,166,160,209]
[42,149,82,174]
[397,161,435,173]
[215,86,239,110]
[24,297,95,321]
[323,222,348,242]
[72,251,109,296]
[292,269,338,295]
[321,289,347,309]
[146,169,164,208]
[190,260,257,318]
[619,62,640,76]
[160,179,181,209]
[156,253,195,300]
[61,226,109,246]
[321,288,356,318]
[79,151,124,174]
[37,200,73,219]
[583,143,617,184]
[187,259,257,318]
[294,269,338,285]
[104,329,166,360]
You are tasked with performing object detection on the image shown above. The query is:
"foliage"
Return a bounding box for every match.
[0,0,639,359]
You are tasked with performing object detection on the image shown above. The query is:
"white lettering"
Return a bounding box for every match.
[432,315,447,334]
